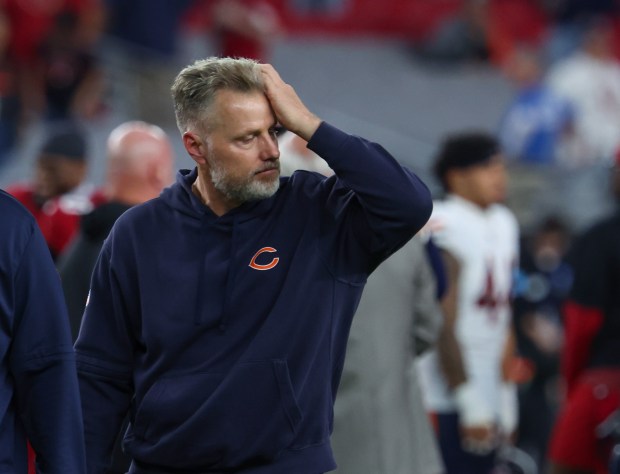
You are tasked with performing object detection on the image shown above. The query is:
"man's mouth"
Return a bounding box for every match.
[255,166,279,176]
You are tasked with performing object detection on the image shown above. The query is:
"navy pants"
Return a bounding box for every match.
[436,412,497,474]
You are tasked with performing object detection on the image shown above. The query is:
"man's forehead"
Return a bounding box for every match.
[210,90,275,128]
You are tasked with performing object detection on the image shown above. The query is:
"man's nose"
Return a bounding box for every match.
[259,134,280,160]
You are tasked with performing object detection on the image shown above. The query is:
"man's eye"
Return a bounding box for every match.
[271,125,287,137]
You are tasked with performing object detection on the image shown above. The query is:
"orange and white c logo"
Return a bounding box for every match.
[249,247,280,271]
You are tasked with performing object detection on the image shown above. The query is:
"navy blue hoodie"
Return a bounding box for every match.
[75,122,432,474]
[0,190,85,473]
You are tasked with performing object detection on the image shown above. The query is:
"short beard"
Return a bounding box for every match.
[208,155,280,204]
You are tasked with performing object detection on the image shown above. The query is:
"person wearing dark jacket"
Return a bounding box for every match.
[59,121,174,474]
[58,120,174,342]
[547,150,620,474]
[0,189,85,473]
[75,57,432,474]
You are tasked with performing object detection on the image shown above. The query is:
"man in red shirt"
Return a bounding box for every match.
[7,124,91,259]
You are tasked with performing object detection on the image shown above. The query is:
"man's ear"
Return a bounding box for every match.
[183,131,207,166]
[445,168,463,194]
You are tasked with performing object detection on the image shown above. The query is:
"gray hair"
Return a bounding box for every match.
[171,57,263,134]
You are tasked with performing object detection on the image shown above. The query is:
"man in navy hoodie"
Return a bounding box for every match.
[75,57,433,474]
[0,189,85,473]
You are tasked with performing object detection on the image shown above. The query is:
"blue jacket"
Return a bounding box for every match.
[75,122,432,474]
[0,190,85,473]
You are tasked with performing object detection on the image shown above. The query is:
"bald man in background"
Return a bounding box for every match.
[58,120,174,341]
[57,121,173,474]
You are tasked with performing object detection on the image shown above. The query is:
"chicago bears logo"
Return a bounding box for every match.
[249,247,279,271]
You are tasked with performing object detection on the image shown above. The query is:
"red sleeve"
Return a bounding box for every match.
[561,300,604,396]
[47,209,80,258]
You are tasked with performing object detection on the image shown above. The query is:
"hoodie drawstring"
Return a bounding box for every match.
[217,219,239,332]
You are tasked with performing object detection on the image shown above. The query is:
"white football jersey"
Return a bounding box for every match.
[418,194,519,415]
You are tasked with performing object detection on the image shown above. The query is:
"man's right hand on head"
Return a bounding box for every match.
[259,64,321,142]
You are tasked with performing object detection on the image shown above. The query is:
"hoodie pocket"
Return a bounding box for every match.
[130,359,303,470]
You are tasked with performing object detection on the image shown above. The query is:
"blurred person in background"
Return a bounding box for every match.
[211,0,282,61]
[513,215,573,472]
[412,0,491,65]
[546,17,620,168]
[541,0,619,62]
[0,0,105,128]
[418,131,520,474]
[498,45,574,233]
[0,189,85,473]
[545,17,620,230]
[59,120,174,340]
[6,123,93,259]
[547,150,620,474]
[35,8,105,122]
[58,120,174,474]
[329,234,444,474]
[499,46,574,167]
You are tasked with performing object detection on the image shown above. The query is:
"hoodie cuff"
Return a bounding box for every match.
[306,121,349,158]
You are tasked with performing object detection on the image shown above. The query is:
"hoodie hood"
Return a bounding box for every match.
[161,168,282,224]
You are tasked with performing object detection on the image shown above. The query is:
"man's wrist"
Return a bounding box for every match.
[295,114,322,142]
[453,382,494,427]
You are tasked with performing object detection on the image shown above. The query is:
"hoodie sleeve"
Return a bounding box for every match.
[10,220,86,474]
[307,122,432,272]
[75,240,135,474]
